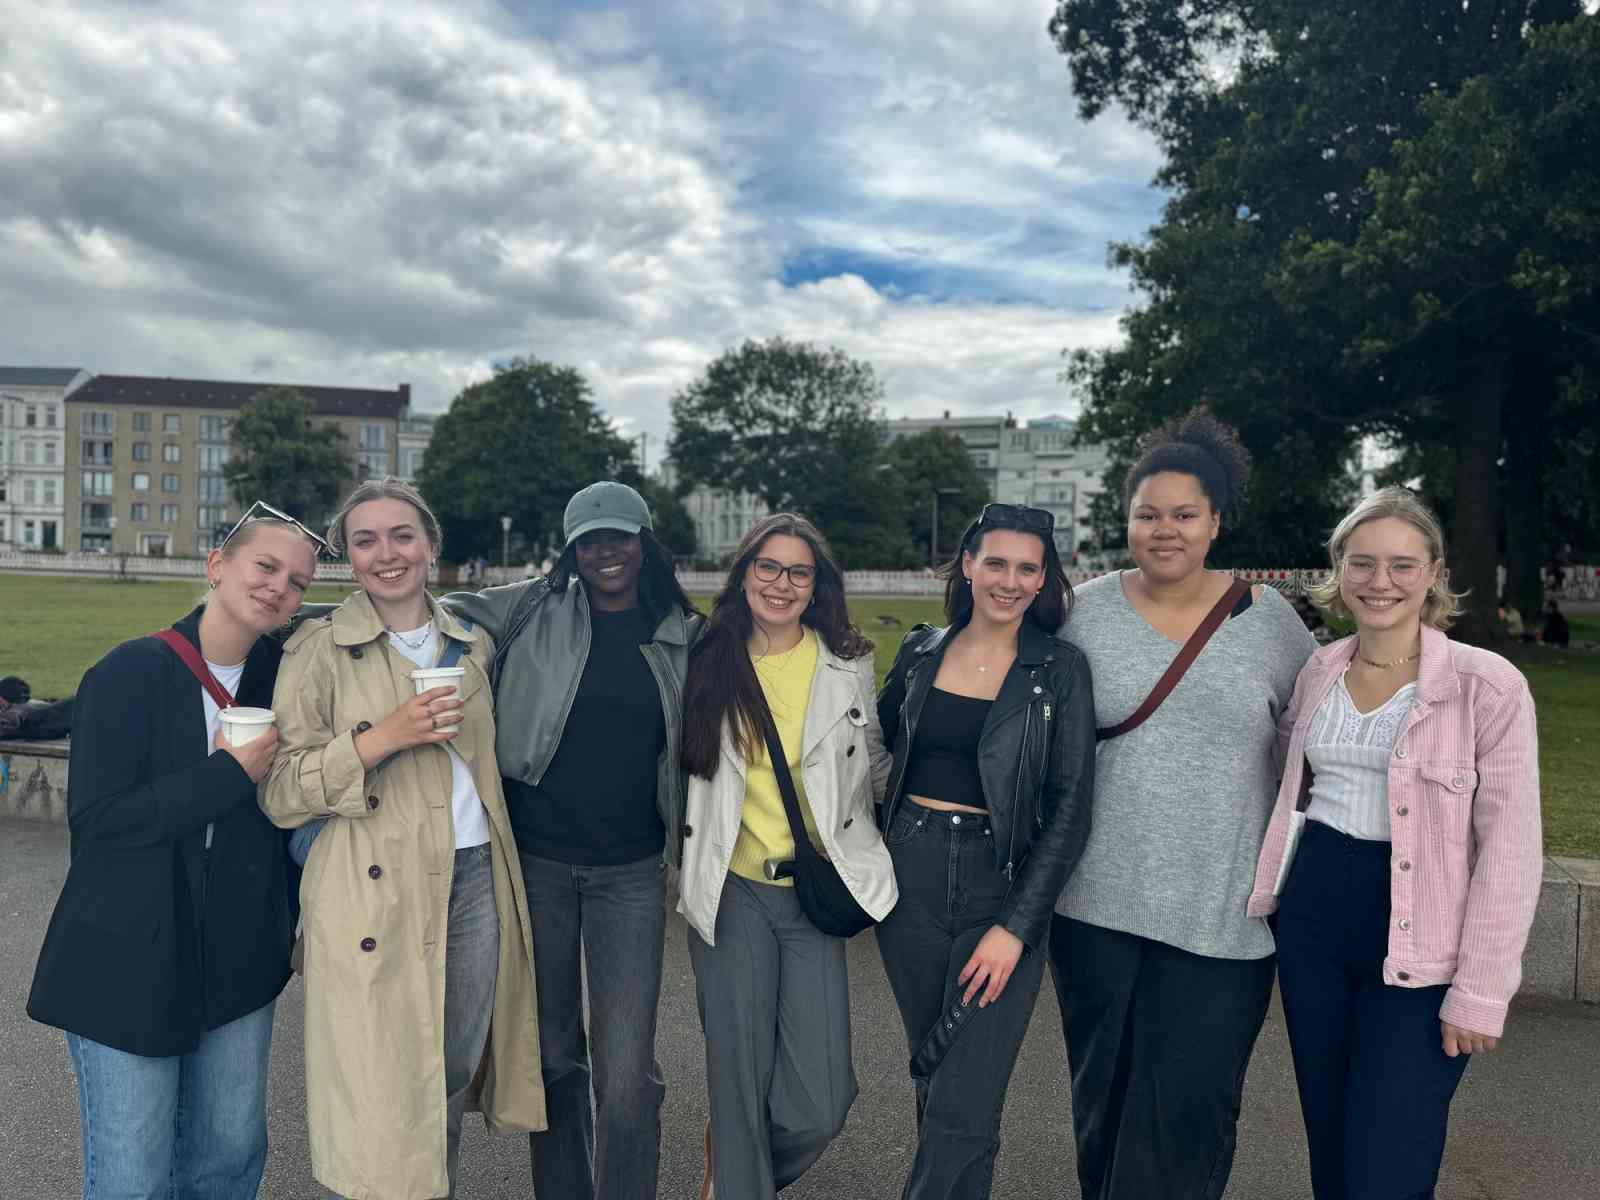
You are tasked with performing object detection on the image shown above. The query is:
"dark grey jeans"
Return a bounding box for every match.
[875,803,1046,1200]
[519,851,667,1200]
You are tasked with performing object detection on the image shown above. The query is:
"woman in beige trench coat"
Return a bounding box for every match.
[263,479,544,1200]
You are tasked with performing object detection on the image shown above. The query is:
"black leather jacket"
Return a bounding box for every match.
[877,619,1096,951]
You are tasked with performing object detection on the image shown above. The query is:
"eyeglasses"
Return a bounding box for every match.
[751,557,817,588]
[222,500,333,560]
[978,503,1054,532]
[1341,556,1431,587]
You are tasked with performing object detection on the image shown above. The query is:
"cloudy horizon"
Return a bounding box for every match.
[0,0,1165,467]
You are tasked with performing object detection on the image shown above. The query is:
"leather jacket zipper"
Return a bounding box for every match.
[1005,701,1027,882]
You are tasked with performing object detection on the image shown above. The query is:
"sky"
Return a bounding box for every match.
[0,0,1166,468]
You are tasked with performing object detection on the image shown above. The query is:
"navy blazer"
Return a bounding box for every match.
[28,608,297,1056]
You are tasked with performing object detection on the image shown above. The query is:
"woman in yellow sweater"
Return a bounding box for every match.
[678,513,895,1200]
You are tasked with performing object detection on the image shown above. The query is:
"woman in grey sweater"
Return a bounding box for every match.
[1050,411,1316,1200]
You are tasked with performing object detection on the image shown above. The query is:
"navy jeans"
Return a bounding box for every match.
[67,1000,274,1200]
[519,851,666,1200]
[876,804,1046,1200]
[1275,820,1470,1200]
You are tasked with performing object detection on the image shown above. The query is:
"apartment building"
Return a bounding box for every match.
[63,375,410,555]
[398,410,436,482]
[0,366,89,551]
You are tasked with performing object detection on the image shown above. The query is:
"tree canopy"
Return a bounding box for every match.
[223,386,351,527]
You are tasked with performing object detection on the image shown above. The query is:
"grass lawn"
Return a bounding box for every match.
[5,573,1596,856]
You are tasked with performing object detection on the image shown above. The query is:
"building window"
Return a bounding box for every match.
[359,424,387,450]
[42,480,57,505]
[82,410,114,435]
[163,414,182,433]
[400,447,425,477]
[81,439,114,466]
[22,440,37,464]
[161,474,181,494]
[25,405,37,427]
[160,503,179,524]
[199,415,228,441]
[45,407,57,428]
[22,479,37,504]
[132,412,151,432]
[132,442,151,462]
[163,443,182,463]
[44,442,57,465]
[197,475,227,502]
[81,501,112,527]
[23,519,36,545]
[81,470,114,497]
[197,504,228,528]
[199,444,228,471]
[132,472,151,492]
[356,450,388,479]
[131,502,150,522]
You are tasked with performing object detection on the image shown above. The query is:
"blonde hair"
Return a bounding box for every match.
[1305,486,1464,629]
[326,477,443,559]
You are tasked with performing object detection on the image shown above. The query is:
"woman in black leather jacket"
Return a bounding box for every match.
[875,502,1096,1200]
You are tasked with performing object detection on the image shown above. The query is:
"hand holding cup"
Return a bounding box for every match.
[215,709,279,784]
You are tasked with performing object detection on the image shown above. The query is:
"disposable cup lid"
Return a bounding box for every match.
[411,667,466,678]
[220,706,275,723]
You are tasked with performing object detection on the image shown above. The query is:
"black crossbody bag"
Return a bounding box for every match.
[756,703,876,939]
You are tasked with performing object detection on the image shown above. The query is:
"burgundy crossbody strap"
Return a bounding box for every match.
[1096,577,1249,742]
[151,629,236,710]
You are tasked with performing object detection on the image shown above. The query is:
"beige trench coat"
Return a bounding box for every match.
[263,591,545,1200]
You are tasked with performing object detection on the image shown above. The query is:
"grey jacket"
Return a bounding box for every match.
[441,579,703,867]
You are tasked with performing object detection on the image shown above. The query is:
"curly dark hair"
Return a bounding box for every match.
[681,513,872,780]
[1122,408,1252,518]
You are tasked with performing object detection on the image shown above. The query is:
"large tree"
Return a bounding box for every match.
[224,386,351,526]
[882,429,992,565]
[417,358,639,563]
[1049,1,1592,632]
[668,337,914,566]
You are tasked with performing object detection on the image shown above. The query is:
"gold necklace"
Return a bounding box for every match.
[1357,649,1420,669]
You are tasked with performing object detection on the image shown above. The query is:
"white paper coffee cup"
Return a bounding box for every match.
[411,667,467,730]
[219,706,276,746]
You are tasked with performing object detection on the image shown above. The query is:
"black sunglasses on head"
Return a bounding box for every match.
[221,500,334,560]
[977,503,1055,533]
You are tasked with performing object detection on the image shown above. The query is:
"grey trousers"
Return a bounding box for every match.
[688,874,857,1198]
[323,843,499,1200]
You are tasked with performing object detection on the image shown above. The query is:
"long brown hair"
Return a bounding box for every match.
[681,513,873,780]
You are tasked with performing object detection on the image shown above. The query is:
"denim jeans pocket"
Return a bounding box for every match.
[885,805,924,847]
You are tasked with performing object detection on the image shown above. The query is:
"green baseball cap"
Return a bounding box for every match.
[563,481,653,547]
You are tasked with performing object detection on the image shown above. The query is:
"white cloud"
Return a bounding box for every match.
[0,0,1160,466]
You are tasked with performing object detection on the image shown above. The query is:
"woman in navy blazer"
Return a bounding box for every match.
[28,513,321,1200]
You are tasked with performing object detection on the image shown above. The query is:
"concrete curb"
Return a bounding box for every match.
[4,738,1597,1006]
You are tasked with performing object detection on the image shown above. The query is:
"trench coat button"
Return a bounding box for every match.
[846,744,856,757]
[350,647,364,660]
[1396,806,1409,816]
[1399,918,1411,931]
[849,707,861,719]
[367,795,381,810]
[1397,971,1411,981]
[368,864,382,880]
[683,824,694,838]
[1398,860,1412,871]
[844,817,854,828]
[360,937,377,952]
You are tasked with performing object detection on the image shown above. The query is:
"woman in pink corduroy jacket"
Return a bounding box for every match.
[1247,487,1542,1200]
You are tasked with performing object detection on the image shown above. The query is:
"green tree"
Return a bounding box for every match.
[637,477,699,559]
[417,358,639,563]
[882,430,991,565]
[668,337,914,566]
[1048,1,1592,630]
[224,387,351,528]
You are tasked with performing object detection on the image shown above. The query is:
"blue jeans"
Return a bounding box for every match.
[66,1000,275,1200]
[519,851,666,1200]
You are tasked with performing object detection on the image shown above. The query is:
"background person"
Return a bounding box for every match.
[28,508,320,1200]
[264,478,543,1200]
[1250,487,1543,1200]
[445,480,701,1200]
[678,513,894,1200]
[1049,411,1317,1200]
[875,502,1096,1200]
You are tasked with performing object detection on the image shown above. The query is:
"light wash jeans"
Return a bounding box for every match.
[66,1000,275,1200]
[519,850,667,1200]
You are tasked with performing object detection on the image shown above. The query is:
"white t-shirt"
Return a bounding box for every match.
[387,621,491,850]
[201,658,248,850]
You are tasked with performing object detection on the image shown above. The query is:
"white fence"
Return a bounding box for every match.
[4,551,1597,602]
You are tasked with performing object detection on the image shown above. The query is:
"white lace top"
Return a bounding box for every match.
[1302,671,1417,843]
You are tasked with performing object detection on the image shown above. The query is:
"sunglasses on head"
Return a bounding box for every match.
[221,500,333,560]
[977,503,1055,533]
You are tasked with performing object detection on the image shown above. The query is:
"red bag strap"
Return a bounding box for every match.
[151,629,237,710]
[1096,577,1250,742]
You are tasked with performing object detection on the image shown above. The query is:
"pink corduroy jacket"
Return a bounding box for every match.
[1247,625,1543,1037]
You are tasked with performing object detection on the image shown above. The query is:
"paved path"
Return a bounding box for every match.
[3,818,1597,1198]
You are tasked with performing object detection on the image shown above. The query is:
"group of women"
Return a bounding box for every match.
[28,408,1543,1200]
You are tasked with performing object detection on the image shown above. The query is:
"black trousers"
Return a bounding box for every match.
[876,804,1046,1200]
[1275,820,1470,1200]
[1048,917,1275,1200]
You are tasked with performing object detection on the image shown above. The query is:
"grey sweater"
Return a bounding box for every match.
[1056,572,1316,959]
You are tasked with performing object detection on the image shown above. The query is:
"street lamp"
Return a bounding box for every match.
[929,488,963,568]
[500,515,512,569]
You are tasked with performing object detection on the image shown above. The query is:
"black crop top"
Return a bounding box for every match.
[900,687,991,810]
